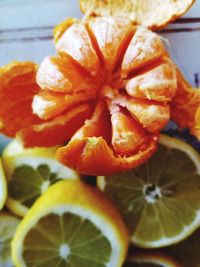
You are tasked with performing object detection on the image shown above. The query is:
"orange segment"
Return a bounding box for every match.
[18,104,92,147]
[121,28,164,77]
[126,99,170,132]
[88,17,134,72]
[36,56,96,93]
[111,111,146,154]
[0,62,42,137]
[55,19,100,76]
[126,58,177,102]
[53,18,77,43]
[56,135,158,176]
[71,101,111,143]
[32,90,69,120]
[170,70,200,139]
[32,88,96,120]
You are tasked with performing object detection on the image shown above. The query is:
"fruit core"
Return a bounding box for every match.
[144,184,162,203]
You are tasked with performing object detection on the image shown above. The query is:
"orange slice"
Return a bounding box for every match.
[80,0,195,30]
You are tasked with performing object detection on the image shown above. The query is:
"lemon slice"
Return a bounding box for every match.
[12,179,128,267]
[0,159,7,210]
[2,140,79,217]
[98,134,200,248]
[0,212,20,267]
[124,253,180,267]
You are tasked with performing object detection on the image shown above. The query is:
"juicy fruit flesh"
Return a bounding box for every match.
[22,212,112,267]
[34,17,177,174]
[8,164,62,209]
[12,180,129,267]
[100,138,200,247]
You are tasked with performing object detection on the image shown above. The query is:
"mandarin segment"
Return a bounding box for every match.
[71,101,112,143]
[53,18,77,43]
[126,99,170,132]
[111,111,146,155]
[121,28,165,78]
[33,89,96,120]
[36,56,97,93]
[88,17,134,71]
[126,58,177,102]
[55,19,100,76]
[32,90,69,120]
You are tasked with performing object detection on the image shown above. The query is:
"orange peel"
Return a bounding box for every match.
[0,62,91,148]
[0,62,42,137]
[170,70,200,140]
[80,0,195,30]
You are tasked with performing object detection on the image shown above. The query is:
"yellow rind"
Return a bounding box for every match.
[0,159,7,210]
[97,134,200,248]
[12,180,129,267]
[2,140,80,217]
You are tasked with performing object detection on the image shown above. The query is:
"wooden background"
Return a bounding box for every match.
[0,0,200,147]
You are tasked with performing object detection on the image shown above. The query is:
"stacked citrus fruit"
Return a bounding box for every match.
[0,0,200,267]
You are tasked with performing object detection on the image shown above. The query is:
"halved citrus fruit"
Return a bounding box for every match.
[0,158,7,210]
[12,179,128,267]
[97,134,200,248]
[124,253,181,267]
[80,0,195,30]
[0,212,20,267]
[2,140,79,217]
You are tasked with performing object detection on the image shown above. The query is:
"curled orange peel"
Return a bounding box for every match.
[170,70,200,140]
[80,0,195,30]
